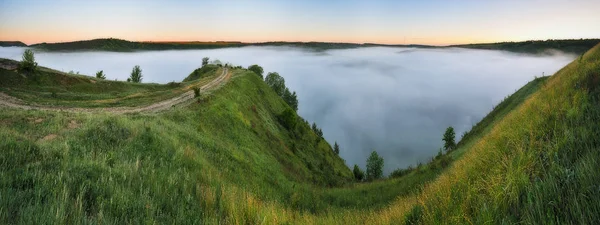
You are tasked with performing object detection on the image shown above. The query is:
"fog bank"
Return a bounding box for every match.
[0,46,576,174]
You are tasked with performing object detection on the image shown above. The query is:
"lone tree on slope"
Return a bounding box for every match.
[96,70,106,79]
[18,49,37,73]
[248,64,264,79]
[202,57,210,67]
[353,164,365,181]
[443,126,456,152]
[366,150,384,181]
[333,142,340,155]
[129,65,143,83]
[265,72,286,96]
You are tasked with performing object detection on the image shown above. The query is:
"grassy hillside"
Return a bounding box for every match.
[0,66,354,223]
[1,43,599,224]
[405,43,600,224]
[0,59,222,108]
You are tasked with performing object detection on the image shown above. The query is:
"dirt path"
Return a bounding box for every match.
[0,68,230,114]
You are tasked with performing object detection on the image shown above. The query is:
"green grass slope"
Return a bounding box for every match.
[0,59,222,108]
[0,67,352,224]
[406,43,600,224]
[1,43,598,224]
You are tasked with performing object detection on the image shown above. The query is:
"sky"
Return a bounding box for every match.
[0,0,599,45]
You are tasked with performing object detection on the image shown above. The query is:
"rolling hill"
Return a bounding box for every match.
[0,42,599,224]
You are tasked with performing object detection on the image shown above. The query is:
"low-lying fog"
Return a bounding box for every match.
[0,46,575,174]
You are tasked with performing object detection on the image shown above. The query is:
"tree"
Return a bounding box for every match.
[333,142,340,155]
[282,88,298,111]
[18,49,37,73]
[96,70,106,79]
[366,150,384,181]
[265,72,286,97]
[202,57,209,67]
[443,126,456,151]
[248,64,264,79]
[129,65,143,83]
[353,165,365,181]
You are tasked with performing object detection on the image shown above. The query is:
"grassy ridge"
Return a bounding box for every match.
[0,68,354,224]
[409,43,600,223]
[453,39,600,55]
[0,59,222,108]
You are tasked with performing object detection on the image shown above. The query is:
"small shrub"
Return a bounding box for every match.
[390,166,414,178]
[278,108,297,130]
[333,142,340,155]
[353,164,365,181]
[95,70,106,79]
[202,57,209,67]
[129,65,142,83]
[248,64,264,79]
[18,49,37,73]
[193,87,200,98]
[51,92,57,98]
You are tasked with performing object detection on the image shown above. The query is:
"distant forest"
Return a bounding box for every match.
[2,38,599,54]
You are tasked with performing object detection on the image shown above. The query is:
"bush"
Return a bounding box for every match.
[366,151,384,181]
[95,70,106,79]
[18,49,37,73]
[353,164,365,181]
[390,166,414,178]
[193,87,200,98]
[129,65,143,83]
[278,108,297,130]
[248,65,264,79]
[265,72,286,96]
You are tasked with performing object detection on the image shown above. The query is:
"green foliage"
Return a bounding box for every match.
[390,166,414,178]
[202,57,209,67]
[95,70,106,79]
[265,72,286,96]
[248,65,264,79]
[183,65,218,82]
[283,88,298,111]
[453,39,600,55]
[333,142,340,155]
[278,108,297,130]
[442,126,456,151]
[353,165,365,181]
[366,151,384,181]
[129,65,142,83]
[311,122,323,138]
[18,49,37,73]
[193,87,200,98]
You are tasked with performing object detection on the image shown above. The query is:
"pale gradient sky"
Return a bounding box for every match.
[1,0,599,45]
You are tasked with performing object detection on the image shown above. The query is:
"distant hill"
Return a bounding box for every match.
[452,39,600,55]
[0,41,27,47]
[29,38,247,52]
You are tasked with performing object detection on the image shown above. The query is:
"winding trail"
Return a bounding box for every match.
[0,68,230,114]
